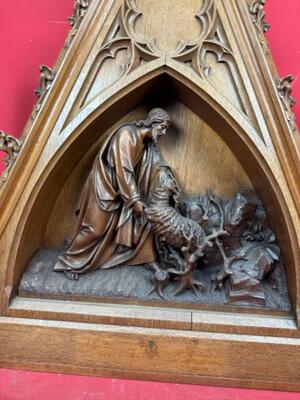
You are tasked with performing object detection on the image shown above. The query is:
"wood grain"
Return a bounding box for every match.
[0,317,300,391]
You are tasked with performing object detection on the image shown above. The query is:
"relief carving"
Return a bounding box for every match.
[145,170,282,307]
[277,75,297,133]
[2,0,299,387]
[0,131,21,185]
[19,110,289,310]
[53,108,171,279]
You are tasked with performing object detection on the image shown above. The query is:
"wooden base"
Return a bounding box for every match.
[1,299,300,391]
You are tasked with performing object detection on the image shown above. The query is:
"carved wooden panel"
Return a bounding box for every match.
[0,0,300,391]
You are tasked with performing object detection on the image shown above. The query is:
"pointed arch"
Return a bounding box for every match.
[4,60,298,317]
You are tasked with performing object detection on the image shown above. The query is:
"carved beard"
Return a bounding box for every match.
[152,127,164,145]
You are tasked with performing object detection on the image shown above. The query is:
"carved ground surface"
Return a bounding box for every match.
[19,248,290,311]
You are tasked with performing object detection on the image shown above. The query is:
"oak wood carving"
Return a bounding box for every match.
[0,0,300,391]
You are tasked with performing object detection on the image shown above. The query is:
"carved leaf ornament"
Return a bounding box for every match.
[277,75,297,133]
[249,0,270,34]
[68,0,89,27]
[249,0,270,53]
[0,131,21,186]
[31,65,56,119]
[66,0,90,47]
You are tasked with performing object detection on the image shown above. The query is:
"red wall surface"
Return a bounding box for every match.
[0,1,300,399]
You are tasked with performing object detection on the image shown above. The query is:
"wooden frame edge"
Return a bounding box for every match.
[8,296,297,338]
[1,316,300,391]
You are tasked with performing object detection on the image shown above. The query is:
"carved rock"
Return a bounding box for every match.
[225,230,280,306]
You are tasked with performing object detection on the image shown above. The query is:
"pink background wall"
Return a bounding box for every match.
[0,1,299,138]
[0,1,299,399]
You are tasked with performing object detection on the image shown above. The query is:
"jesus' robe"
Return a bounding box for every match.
[53,124,159,275]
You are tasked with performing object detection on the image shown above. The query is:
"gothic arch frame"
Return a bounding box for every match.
[3,61,298,320]
[0,0,300,390]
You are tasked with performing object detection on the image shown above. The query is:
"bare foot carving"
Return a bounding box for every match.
[64,271,79,280]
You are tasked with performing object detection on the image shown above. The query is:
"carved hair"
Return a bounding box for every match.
[132,108,171,128]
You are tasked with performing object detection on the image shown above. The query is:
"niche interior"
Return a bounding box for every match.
[12,76,292,312]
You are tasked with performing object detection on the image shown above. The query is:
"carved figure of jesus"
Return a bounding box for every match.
[53,108,170,279]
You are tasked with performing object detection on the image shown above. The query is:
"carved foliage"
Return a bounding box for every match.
[249,0,270,33]
[0,131,21,185]
[68,0,90,40]
[68,0,89,27]
[32,65,56,119]
[249,0,270,52]
[34,65,55,98]
[66,0,90,47]
[277,75,297,133]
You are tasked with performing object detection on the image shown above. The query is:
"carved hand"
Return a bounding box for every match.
[133,201,145,216]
